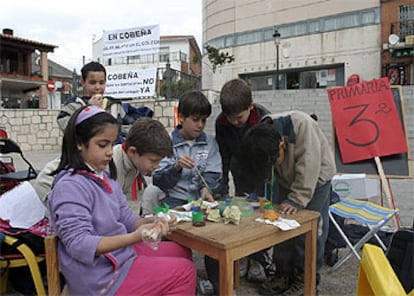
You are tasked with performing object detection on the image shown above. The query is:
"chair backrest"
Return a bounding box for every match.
[44,235,61,296]
[0,138,38,181]
[0,138,22,155]
[357,243,407,296]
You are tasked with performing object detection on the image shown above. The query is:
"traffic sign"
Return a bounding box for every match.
[46,80,55,92]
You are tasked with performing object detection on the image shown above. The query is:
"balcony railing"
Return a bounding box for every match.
[390,20,414,43]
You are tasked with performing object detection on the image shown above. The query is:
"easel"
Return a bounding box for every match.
[374,157,400,229]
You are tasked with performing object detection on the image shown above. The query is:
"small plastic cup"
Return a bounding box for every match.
[142,220,162,250]
[238,202,254,217]
[192,211,205,227]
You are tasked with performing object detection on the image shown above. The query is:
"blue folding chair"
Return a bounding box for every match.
[328,199,398,270]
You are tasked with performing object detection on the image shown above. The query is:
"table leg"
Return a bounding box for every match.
[304,219,318,295]
[219,255,234,296]
[234,260,240,288]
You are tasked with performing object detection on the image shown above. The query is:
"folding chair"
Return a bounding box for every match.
[0,232,46,296]
[328,198,398,271]
[0,138,38,182]
[357,243,414,296]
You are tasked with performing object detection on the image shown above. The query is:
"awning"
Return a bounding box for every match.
[0,77,45,92]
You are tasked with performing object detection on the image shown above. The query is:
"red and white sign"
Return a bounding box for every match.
[327,78,408,163]
[46,80,55,92]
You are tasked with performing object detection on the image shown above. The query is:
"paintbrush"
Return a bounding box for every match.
[194,166,212,194]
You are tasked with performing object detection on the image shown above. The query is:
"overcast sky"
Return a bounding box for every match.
[1,0,202,73]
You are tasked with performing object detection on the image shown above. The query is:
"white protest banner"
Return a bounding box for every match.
[103,25,160,59]
[105,68,157,99]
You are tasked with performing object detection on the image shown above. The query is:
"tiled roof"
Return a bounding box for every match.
[0,33,57,51]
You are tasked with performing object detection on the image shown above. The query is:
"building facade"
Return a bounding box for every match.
[202,0,414,92]
[381,0,414,85]
[0,28,76,109]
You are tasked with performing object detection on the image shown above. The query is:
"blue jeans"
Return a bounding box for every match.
[273,181,331,278]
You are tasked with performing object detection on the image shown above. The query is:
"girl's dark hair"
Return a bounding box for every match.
[241,122,281,183]
[52,105,118,178]
[178,90,211,118]
[81,61,106,80]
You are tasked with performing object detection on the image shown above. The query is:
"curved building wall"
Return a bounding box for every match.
[202,0,382,91]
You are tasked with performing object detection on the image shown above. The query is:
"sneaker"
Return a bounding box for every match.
[259,275,290,295]
[247,259,267,283]
[280,277,303,296]
[198,280,238,296]
[199,280,215,295]
[281,270,319,296]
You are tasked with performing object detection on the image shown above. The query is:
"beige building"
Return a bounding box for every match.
[202,0,382,91]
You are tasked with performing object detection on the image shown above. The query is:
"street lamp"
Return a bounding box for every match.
[273,29,281,89]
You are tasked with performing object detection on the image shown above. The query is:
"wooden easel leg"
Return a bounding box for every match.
[374,157,400,229]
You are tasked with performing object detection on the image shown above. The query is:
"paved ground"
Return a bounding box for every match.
[7,150,411,295]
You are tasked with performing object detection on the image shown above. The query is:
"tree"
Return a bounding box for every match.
[205,45,235,72]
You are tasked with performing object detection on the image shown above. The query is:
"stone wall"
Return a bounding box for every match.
[0,99,178,152]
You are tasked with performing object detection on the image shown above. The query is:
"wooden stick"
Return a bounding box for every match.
[194,166,212,194]
[374,156,399,228]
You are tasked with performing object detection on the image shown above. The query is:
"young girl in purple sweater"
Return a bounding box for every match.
[49,105,196,295]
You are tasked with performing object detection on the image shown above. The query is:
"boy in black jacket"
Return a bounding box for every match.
[215,78,270,197]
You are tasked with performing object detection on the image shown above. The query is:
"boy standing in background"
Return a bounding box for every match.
[215,78,270,197]
[57,61,125,143]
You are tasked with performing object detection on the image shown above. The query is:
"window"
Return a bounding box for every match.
[285,22,307,36]
[361,11,376,25]
[225,35,234,47]
[160,53,169,62]
[399,4,414,40]
[180,52,187,62]
[236,30,263,46]
[309,20,321,33]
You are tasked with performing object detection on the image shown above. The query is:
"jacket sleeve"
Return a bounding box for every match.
[56,101,84,131]
[215,119,230,194]
[49,180,102,265]
[286,118,322,208]
[32,157,60,212]
[152,157,182,191]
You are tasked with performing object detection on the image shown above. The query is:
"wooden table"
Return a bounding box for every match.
[167,209,320,296]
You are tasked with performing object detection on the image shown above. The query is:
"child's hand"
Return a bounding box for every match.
[200,187,214,202]
[174,155,195,171]
[279,202,298,215]
[89,94,104,108]
[157,212,178,228]
[135,216,157,230]
[166,213,178,227]
[136,218,170,241]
